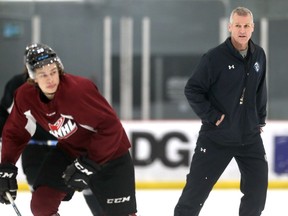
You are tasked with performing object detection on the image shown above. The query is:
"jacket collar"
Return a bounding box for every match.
[225,37,256,57]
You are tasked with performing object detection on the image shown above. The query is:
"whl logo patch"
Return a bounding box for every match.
[49,116,77,139]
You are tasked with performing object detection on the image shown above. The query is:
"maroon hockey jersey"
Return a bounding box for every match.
[1,73,131,165]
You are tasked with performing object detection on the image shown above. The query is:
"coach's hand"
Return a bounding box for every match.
[0,163,18,204]
[63,157,100,191]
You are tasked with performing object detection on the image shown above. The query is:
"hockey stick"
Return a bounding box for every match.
[5,191,22,216]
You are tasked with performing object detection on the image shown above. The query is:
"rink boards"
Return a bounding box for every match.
[17,120,288,190]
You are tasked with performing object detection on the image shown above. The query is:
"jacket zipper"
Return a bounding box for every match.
[240,59,250,144]
[239,88,246,104]
[239,64,250,105]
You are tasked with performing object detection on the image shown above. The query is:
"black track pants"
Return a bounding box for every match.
[174,135,268,216]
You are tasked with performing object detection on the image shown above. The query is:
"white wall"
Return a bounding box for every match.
[16,120,288,188]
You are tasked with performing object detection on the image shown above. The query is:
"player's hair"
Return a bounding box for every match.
[229,7,254,24]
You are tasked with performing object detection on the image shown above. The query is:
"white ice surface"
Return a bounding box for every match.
[0,189,288,216]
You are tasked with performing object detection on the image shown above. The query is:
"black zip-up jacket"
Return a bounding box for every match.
[185,37,267,146]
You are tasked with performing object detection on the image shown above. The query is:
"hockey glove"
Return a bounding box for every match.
[0,163,18,204]
[63,157,100,191]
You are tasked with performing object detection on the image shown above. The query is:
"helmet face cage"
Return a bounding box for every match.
[25,43,64,79]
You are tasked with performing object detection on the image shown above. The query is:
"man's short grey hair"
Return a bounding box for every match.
[229,7,254,24]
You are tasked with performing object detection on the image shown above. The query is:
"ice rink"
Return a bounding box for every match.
[1,189,288,216]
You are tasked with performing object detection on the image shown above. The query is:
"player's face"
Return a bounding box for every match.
[228,13,254,51]
[34,63,60,99]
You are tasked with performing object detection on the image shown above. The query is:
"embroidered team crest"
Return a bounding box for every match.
[254,62,260,72]
[48,116,78,139]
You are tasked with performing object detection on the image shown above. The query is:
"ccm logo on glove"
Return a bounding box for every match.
[74,161,94,176]
[0,172,15,178]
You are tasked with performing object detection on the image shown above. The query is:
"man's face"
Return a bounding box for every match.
[228,13,254,50]
[34,63,60,99]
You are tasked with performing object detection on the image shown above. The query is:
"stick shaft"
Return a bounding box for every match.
[5,192,22,216]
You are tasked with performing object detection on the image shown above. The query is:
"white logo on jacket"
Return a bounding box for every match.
[254,62,260,72]
[49,115,78,139]
[228,65,235,70]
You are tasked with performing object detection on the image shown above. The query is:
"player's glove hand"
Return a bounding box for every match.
[0,163,18,204]
[63,157,100,191]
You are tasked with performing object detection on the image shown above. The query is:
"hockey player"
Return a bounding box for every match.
[0,57,103,214]
[0,43,137,216]
[174,7,268,216]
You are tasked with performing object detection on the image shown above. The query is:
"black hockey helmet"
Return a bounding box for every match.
[24,43,64,79]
